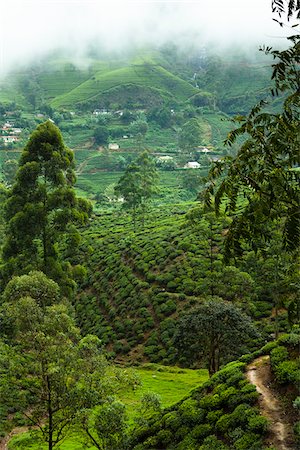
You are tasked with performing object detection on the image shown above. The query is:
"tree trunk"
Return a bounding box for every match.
[209,342,220,376]
[46,376,53,450]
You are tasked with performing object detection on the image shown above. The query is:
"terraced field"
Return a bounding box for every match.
[51,63,198,108]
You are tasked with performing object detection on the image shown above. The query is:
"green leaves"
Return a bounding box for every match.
[174,298,259,375]
[204,32,300,258]
[2,121,92,293]
[115,150,159,228]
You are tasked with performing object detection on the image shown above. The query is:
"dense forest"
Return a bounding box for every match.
[0,1,299,449]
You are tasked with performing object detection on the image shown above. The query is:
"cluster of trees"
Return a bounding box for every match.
[0,271,136,450]
[93,117,149,148]
[0,122,139,449]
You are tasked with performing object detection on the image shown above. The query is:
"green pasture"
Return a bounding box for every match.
[8,364,208,449]
[120,364,208,417]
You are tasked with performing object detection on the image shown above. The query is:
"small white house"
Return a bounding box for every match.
[108,143,119,150]
[184,161,201,169]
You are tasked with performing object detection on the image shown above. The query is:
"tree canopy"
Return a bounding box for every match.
[0,282,136,450]
[115,150,159,228]
[173,298,258,375]
[1,121,92,293]
[204,11,300,259]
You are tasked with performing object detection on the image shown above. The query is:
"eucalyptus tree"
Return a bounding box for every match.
[1,121,91,293]
[0,303,133,450]
[115,150,159,229]
[0,271,136,450]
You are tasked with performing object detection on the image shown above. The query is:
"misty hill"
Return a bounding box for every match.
[50,63,199,109]
[0,46,271,115]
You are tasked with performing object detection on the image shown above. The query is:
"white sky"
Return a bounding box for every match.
[0,0,293,75]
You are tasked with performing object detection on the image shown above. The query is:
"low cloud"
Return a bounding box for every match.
[0,0,291,76]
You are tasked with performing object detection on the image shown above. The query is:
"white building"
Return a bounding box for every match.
[108,143,120,150]
[184,161,201,169]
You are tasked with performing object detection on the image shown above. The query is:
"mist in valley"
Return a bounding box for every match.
[0,0,291,76]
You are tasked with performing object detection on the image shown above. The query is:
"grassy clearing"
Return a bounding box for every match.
[8,364,208,449]
[120,364,208,420]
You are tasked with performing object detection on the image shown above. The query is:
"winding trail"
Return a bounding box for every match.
[1,355,296,450]
[0,427,28,450]
[246,355,295,450]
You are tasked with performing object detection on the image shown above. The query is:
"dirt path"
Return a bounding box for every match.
[246,355,296,450]
[0,427,28,450]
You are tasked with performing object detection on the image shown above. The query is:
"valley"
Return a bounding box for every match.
[0,20,299,450]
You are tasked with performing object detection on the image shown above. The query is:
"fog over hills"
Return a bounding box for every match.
[0,0,290,76]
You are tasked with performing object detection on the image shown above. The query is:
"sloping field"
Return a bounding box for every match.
[51,63,198,108]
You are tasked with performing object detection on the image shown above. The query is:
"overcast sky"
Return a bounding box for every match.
[0,0,292,75]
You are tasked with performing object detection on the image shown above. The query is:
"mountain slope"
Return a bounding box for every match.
[129,333,299,449]
[51,63,199,108]
[74,204,287,364]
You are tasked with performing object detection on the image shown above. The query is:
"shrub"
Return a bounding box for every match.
[191,423,212,440]
[206,409,224,424]
[178,399,205,425]
[218,386,238,404]
[231,403,256,425]
[199,394,221,411]
[239,353,254,364]
[270,346,289,367]
[200,435,230,449]
[234,431,262,450]
[228,384,259,407]
[259,341,278,355]
[144,345,158,357]
[293,396,300,410]
[279,330,300,348]
[248,415,269,433]
[162,411,182,430]
[156,429,173,446]
[211,362,245,384]
[143,436,159,448]
[273,360,300,385]
[176,434,198,450]
[175,425,190,440]
[215,413,236,433]
[294,421,300,445]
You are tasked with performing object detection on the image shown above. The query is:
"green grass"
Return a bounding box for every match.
[120,364,208,420]
[8,364,208,449]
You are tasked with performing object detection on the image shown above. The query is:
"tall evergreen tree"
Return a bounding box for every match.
[1,121,91,293]
[115,150,158,229]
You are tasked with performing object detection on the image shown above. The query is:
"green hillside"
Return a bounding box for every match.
[129,332,299,449]
[0,46,272,117]
[51,63,199,109]
[74,203,291,365]
[37,66,91,99]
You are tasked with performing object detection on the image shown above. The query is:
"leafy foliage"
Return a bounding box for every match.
[129,353,267,449]
[205,29,300,258]
[173,299,259,375]
[2,121,92,294]
[115,151,159,228]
